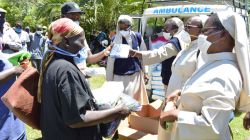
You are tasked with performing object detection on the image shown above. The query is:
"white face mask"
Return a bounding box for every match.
[74,21,80,25]
[197,34,211,54]
[120,30,130,37]
[163,32,172,40]
[36,31,43,35]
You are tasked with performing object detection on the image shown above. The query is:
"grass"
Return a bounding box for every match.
[26,72,250,140]
[25,125,41,140]
[230,111,250,140]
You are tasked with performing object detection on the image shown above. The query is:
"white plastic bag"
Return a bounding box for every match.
[120,94,142,112]
[110,44,130,58]
[84,67,106,76]
[92,82,124,110]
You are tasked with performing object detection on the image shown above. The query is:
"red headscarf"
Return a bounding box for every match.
[48,18,83,45]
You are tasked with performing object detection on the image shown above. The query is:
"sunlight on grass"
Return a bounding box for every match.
[25,125,41,140]
[230,111,250,140]
[88,75,105,89]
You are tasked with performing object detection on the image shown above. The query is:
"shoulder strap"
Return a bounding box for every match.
[196,50,200,58]
[168,37,181,52]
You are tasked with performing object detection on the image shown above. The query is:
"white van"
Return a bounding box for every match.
[138,0,249,100]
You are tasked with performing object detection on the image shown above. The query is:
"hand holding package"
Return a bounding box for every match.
[120,94,142,112]
[110,44,130,58]
[92,82,124,110]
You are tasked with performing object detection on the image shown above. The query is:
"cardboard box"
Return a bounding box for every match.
[118,126,157,140]
[128,100,163,135]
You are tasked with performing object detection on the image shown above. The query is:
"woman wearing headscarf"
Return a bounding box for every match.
[158,15,208,140]
[106,15,149,105]
[166,15,208,97]
[160,11,250,140]
[38,18,129,140]
[130,17,191,91]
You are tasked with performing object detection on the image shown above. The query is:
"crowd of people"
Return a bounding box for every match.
[1,1,250,140]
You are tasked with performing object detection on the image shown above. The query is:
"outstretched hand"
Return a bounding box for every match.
[166,89,181,103]
[160,108,179,129]
[115,103,130,119]
[103,45,113,56]
[13,66,25,75]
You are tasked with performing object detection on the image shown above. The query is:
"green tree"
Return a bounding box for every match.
[81,0,143,39]
[0,0,144,39]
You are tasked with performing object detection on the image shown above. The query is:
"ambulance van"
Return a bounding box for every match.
[139,0,249,100]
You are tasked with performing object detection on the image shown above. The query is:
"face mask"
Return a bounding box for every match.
[36,31,43,35]
[73,47,88,64]
[197,34,211,54]
[198,30,225,54]
[120,30,130,37]
[163,32,172,40]
[47,40,78,57]
[15,28,22,34]
[74,21,80,25]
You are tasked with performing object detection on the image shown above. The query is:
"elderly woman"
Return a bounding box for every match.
[106,15,149,105]
[166,15,208,97]
[158,15,208,140]
[130,17,191,91]
[38,18,129,140]
[160,11,250,140]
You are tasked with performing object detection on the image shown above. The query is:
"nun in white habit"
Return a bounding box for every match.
[106,15,149,105]
[160,11,250,140]
[158,15,209,140]
[166,15,209,97]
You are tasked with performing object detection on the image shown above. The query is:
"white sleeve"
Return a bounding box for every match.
[141,43,178,66]
[175,77,240,140]
[25,32,30,42]
[4,29,22,50]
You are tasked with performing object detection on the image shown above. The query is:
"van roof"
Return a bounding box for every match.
[142,4,248,17]
[146,0,247,8]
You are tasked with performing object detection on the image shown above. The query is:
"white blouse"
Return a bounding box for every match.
[141,43,178,66]
[172,52,242,140]
[166,40,198,96]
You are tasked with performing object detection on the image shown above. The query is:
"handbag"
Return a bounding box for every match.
[88,97,121,138]
[100,118,121,138]
[1,67,40,130]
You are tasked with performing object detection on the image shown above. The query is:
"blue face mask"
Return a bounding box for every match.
[15,28,22,34]
[46,40,78,56]
[73,47,88,64]
[46,40,87,64]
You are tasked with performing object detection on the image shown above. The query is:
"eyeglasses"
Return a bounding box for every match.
[120,26,131,31]
[162,28,171,33]
[201,27,218,34]
[184,24,202,29]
